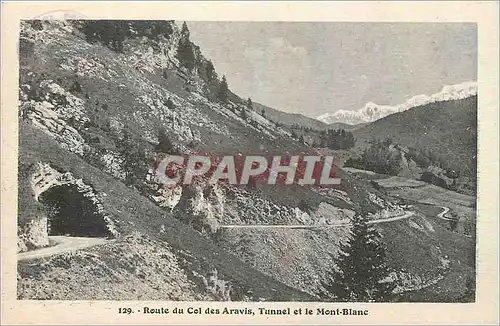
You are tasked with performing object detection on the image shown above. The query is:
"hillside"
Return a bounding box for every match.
[328,122,367,131]
[251,102,364,132]
[16,20,475,302]
[253,102,329,130]
[17,122,313,301]
[353,96,477,193]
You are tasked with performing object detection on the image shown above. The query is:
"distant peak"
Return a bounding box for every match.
[316,80,477,125]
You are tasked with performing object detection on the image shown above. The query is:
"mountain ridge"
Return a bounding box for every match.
[353,96,477,195]
[317,81,477,125]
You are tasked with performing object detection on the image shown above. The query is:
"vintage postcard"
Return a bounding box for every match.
[1,1,498,325]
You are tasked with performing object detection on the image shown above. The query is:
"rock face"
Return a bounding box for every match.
[19,81,89,156]
[31,161,64,201]
[99,152,127,180]
[151,185,183,211]
[198,268,232,301]
[18,162,119,252]
[175,183,224,234]
[17,216,49,253]
[313,202,355,224]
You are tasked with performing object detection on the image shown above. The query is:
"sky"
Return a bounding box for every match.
[187,22,477,118]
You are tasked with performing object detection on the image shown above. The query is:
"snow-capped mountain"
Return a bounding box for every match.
[316,81,477,125]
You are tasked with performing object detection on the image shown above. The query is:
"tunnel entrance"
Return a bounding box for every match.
[39,184,111,237]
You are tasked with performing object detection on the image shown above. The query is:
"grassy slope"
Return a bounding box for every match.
[18,122,313,301]
[380,214,475,302]
[254,102,329,130]
[328,122,368,131]
[253,102,366,136]
[353,97,477,179]
[18,233,211,300]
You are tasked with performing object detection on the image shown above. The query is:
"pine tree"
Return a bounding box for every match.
[177,22,195,70]
[181,21,190,38]
[247,97,253,109]
[118,130,148,185]
[217,75,229,103]
[206,60,215,81]
[323,214,395,302]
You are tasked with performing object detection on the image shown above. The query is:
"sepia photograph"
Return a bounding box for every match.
[1,1,498,325]
[16,19,477,303]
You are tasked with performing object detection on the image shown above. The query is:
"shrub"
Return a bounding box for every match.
[298,199,312,213]
[420,171,447,188]
[117,130,149,186]
[344,140,401,176]
[69,80,82,93]
[240,108,247,120]
[155,127,175,154]
[405,147,431,169]
[67,117,76,127]
[319,129,355,150]
[82,21,128,52]
[165,98,174,110]
[28,20,44,31]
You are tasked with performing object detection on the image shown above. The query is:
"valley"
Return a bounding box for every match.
[16,20,476,303]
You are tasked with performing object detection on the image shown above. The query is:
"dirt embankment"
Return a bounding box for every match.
[17,233,211,300]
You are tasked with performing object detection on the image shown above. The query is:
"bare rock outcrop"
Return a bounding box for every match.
[18,162,119,253]
[17,216,50,253]
[175,182,225,234]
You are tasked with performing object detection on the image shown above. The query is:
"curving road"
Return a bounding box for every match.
[436,206,452,220]
[219,211,415,229]
[18,210,423,259]
[366,211,415,225]
[18,236,109,261]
